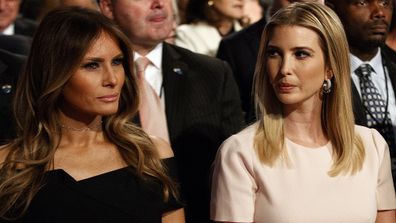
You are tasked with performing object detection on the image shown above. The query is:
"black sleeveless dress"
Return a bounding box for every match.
[11,158,182,223]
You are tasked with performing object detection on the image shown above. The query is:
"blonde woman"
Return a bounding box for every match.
[211,2,395,223]
[0,7,184,223]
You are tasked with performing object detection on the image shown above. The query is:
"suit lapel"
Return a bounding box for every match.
[351,80,367,126]
[162,43,189,140]
[383,51,396,92]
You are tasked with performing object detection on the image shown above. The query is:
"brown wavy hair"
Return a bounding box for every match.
[253,2,365,176]
[0,7,177,220]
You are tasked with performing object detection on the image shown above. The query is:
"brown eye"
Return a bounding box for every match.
[266,49,279,57]
[295,50,310,59]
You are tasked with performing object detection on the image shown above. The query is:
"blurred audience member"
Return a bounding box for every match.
[0,7,184,222]
[98,0,245,221]
[327,0,396,187]
[60,0,99,9]
[383,0,396,61]
[242,0,266,25]
[0,34,31,55]
[0,0,37,36]
[211,3,395,222]
[22,0,99,22]
[175,0,245,57]
[217,0,324,123]
[0,48,25,145]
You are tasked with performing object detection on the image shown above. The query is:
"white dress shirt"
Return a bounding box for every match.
[2,23,14,35]
[350,48,396,140]
[134,43,163,96]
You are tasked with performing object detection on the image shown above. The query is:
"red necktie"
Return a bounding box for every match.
[135,57,170,142]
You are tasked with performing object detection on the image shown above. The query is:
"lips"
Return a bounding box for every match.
[97,93,119,102]
[277,82,296,92]
[370,25,388,34]
[148,12,167,23]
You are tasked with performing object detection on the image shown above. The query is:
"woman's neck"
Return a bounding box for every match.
[283,102,328,147]
[215,17,234,37]
[58,112,105,147]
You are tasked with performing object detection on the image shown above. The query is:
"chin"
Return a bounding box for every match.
[98,108,119,116]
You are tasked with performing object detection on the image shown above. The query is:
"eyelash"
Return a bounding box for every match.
[295,50,310,59]
[112,57,124,66]
[81,57,124,70]
[355,0,390,7]
[266,49,279,57]
[266,49,311,59]
[82,62,99,70]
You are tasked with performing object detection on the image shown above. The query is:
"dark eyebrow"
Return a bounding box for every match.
[84,57,104,62]
[292,47,315,52]
[113,53,124,59]
[266,45,315,52]
[267,44,279,49]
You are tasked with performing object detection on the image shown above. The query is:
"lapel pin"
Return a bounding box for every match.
[173,67,183,75]
[1,84,12,94]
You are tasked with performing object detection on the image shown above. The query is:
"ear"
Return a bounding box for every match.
[326,68,334,80]
[98,0,115,20]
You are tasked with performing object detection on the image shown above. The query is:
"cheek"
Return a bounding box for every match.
[266,61,279,83]
[299,64,325,89]
[63,77,97,104]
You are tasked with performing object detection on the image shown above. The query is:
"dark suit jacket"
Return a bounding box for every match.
[14,16,38,37]
[352,50,396,187]
[216,18,266,123]
[162,43,245,223]
[0,34,32,55]
[383,44,396,63]
[352,51,396,132]
[0,49,26,144]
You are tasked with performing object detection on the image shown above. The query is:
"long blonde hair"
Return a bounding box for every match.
[253,2,364,176]
[0,7,177,220]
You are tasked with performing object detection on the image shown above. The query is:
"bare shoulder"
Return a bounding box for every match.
[150,136,174,159]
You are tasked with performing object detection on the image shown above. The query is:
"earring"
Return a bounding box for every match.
[322,79,331,94]
[208,0,214,6]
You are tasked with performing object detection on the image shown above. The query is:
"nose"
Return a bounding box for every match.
[151,0,165,9]
[279,55,293,76]
[371,1,386,19]
[103,67,119,87]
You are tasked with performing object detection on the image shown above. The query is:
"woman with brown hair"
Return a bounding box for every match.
[175,0,245,57]
[0,7,184,223]
[211,2,395,223]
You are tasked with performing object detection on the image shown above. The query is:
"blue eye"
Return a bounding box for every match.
[112,57,124,66]
[82,62,99,70]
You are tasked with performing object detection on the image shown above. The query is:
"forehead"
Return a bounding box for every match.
[85,32,121,55]
[268,25,321,47]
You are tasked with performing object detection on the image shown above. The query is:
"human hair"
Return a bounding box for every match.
[253,2,364,176]
[0,7,177,220]
[391,0,396,31]
[184,0,242,26]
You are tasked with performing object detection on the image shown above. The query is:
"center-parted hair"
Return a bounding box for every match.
[253,2,364,175]
[0,7,177,220]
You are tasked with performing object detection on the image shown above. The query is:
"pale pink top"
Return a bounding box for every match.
[211,124,396,223]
